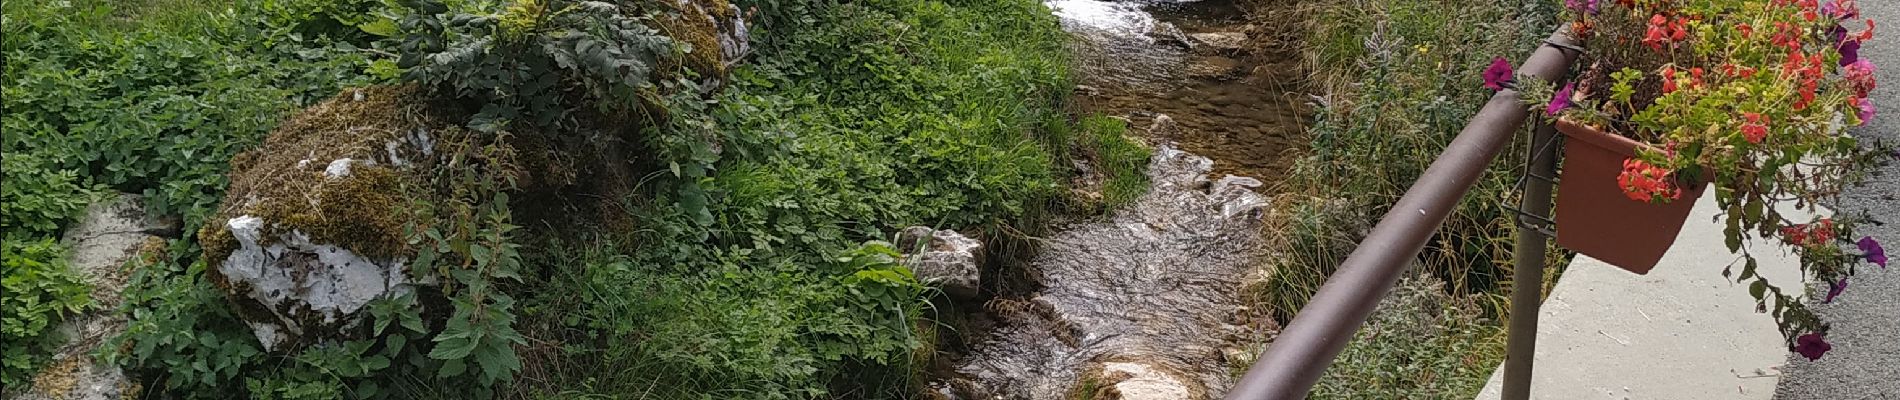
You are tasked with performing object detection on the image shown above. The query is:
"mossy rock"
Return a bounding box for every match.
[197,85,478,350]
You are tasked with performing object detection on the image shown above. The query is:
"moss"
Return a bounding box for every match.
[29,356,81,398]
[203,85,475,265]
[655,0,728,80]
[265,166,406,259]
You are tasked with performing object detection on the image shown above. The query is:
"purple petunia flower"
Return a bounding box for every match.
[1860,236,1887,268]
[1547,83,1575,116]
[1825,277,1849,303]
[1831,25,1848,44]
[1795,332,1832,361]
[1840,39,1861,66]
[1483,57,1514,91]
[1566,0,1599,14]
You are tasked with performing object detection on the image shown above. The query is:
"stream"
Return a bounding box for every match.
[934,0,1306,398]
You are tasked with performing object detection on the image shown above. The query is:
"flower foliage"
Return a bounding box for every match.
[1544,0,1892,359]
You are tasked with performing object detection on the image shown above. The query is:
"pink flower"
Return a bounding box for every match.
[1547,82,1574,116]
[1483,57,1514,91]
[1861,236,1887,268]
[1846,59,1877,97]
[1795,332,1832,361]
[1824,277,1848,303]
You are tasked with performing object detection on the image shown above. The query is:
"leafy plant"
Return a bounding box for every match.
[0,154,94,237]
[396,0,677,131]
[108,257,261,396]
[403,135,529,387]
[1,239,91,389]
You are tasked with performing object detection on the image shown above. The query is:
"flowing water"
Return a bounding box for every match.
[934,1,1304,398]
[1059,0,1307,182]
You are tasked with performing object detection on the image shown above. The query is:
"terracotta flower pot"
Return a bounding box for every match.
[1553,120,1708,274]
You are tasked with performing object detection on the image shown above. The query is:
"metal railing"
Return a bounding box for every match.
[1223,26,1582,400]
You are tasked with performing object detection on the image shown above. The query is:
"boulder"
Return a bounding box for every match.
[1079,361,1207,400]
[896,226,983,301]
[197,86,464,351]
[12,194,173,400]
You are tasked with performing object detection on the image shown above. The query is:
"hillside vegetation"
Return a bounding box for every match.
[0,0,1106,398]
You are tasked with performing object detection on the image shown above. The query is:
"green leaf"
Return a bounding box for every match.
[437,358,467,378]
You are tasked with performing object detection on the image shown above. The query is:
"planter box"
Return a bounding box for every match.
[1554,120,1708,274]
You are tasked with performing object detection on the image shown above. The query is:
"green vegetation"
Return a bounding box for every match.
[1,240,92,388]
[1073,115,1152,208]
[1309,278,1506,399]
[1249,0,1562,397]
[4,0,1082,398]
[522,0,1074,396]
[2,0,385,391]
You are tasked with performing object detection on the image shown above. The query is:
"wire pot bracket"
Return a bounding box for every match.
[1503,117,1564,238]
[1501,37,1586,239]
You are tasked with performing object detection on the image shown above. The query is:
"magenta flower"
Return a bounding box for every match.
[1566,0,1599,14]
[1824,277,1848,303]
[1860,236,1887,268]
[1547,83,1575,116]
[1483,57,1514,91]
[1846,59,1877,97]
[1858,96,1877,123]
[1795,332,1832,361]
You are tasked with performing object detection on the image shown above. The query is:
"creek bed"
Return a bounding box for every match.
[932,0,1306,398]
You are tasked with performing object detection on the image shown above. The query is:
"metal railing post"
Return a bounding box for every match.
[1502,115,1561,400]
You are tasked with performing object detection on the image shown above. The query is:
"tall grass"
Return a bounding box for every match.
[1246,0,1562,397]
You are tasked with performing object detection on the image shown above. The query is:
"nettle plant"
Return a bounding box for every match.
[397,0,675,132]
[1491,0,1891,359]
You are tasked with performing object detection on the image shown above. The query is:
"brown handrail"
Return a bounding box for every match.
[1223,27,1581,400]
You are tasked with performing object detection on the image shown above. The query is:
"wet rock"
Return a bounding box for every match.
[1083,362,1206,400]
[1148,113,1181,141]
[1185,56,1244,80]
[1188,32,1249,55]
[1149,22,1191,47]
[11,194,171,400]
[898,226,983,301]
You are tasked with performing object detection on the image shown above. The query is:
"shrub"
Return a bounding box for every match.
[396,0,678,132]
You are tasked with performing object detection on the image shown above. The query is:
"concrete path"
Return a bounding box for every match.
[1474,193,1813,400]
[1772,0,1900,397]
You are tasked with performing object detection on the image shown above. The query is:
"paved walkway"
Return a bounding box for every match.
[1773,0,1900,397]
[1474,193,1814,400]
